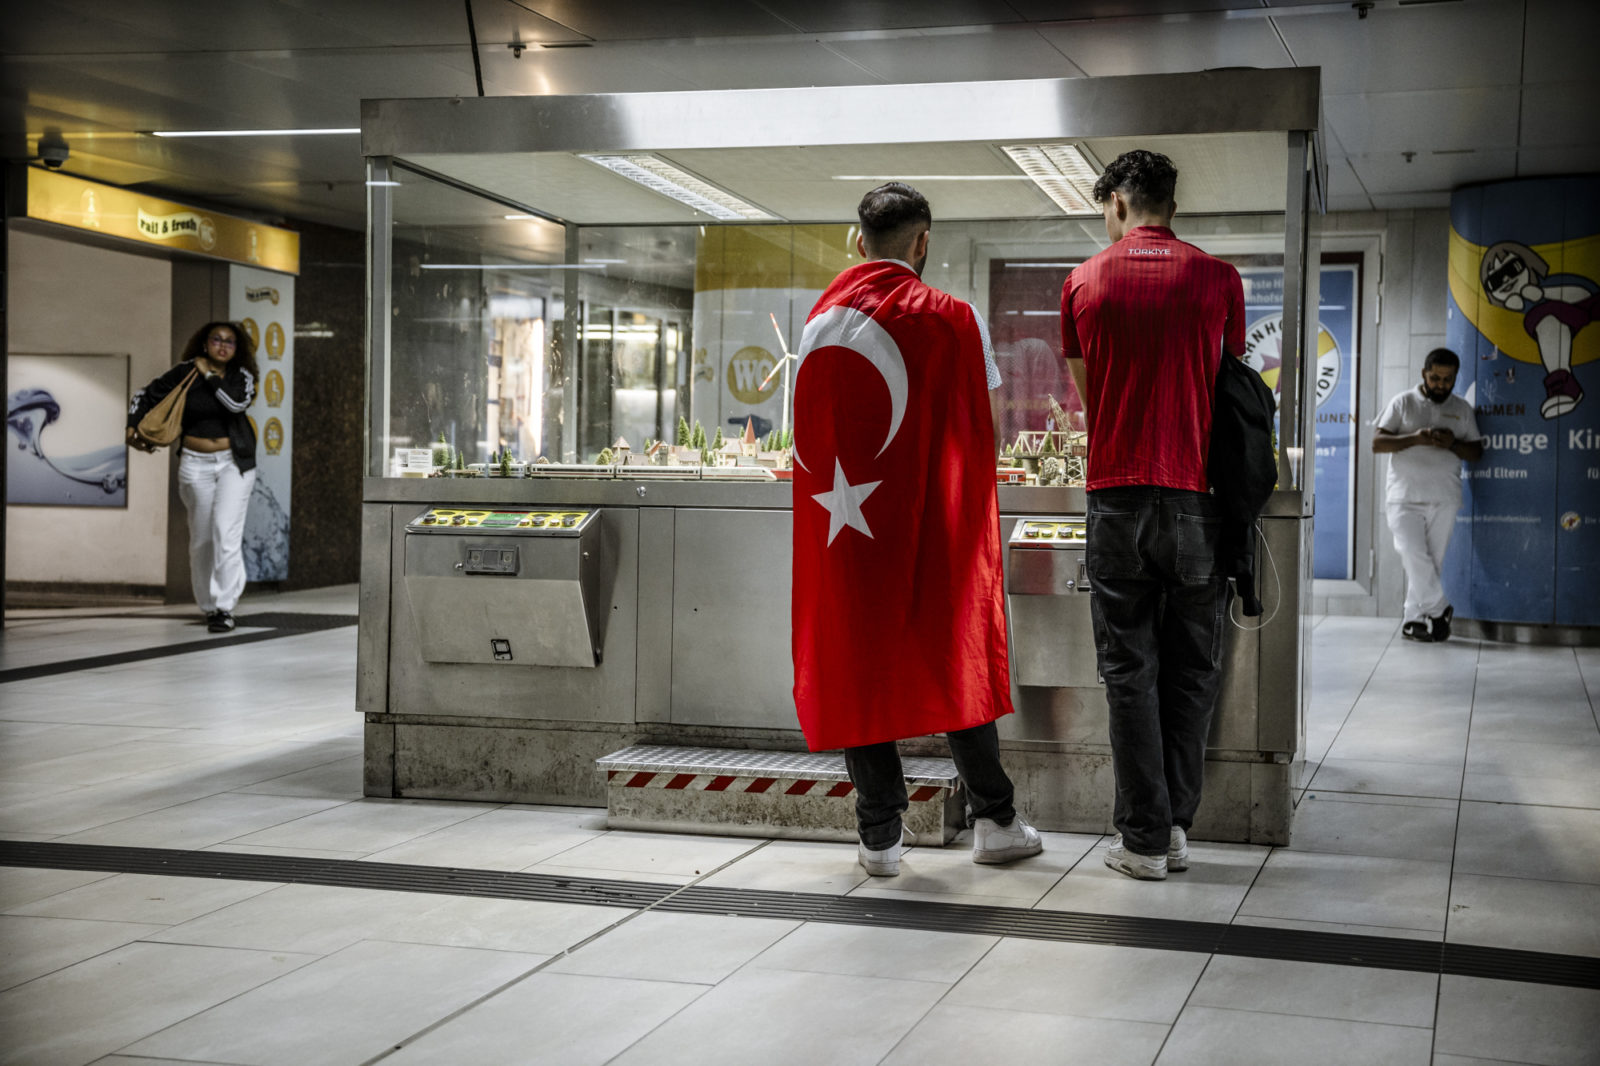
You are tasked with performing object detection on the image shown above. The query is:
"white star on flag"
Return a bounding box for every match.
[813,459,881,545]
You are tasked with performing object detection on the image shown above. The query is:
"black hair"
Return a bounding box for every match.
[1422,347,1460,372]
[857,182,932,244]
[179,321,260,382]
[1092,150,1179,215]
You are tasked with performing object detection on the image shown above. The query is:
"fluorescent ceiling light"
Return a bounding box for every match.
[832,175,1032,182]
[581,154,774,222]
[1002,144,1103,215]
[365,180,401,187]
[150,128,359,138]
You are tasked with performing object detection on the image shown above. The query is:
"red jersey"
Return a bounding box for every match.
[1060,226,1245,492]
[792,261,1013,751]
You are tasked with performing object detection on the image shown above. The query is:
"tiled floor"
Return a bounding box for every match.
[1,591,1597,1065]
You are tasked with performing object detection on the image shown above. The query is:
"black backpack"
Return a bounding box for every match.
[1208,353,1277,615]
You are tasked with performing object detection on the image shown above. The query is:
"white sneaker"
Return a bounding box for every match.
[1168,827,1190,873]
[857,829,912,877]
[1104,835,1167,880]
[972,816,1043,865]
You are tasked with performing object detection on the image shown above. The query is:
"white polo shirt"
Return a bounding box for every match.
[1374,386,1481,505]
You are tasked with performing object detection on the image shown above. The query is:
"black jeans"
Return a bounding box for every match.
[844,722,1017,850]
[1087,487,1231,857]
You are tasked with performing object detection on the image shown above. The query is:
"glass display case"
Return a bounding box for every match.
[359,71,1326,844]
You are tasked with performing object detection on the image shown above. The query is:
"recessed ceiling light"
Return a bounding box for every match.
[581,154,775,222]
[1002,144,1104,215]
[150,128,360,138]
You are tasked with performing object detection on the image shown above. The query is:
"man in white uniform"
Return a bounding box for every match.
[1373,348,1484,641]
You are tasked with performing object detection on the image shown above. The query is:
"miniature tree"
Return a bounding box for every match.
[1040,432,1058,457]
[676,416,691,446]
[691,420,706,450]
[431,432,450,469]
[499,450,512,476]
[711,427,725,453]
[699,446,711,466]
[454,448,466,471]
[597,447,614,465]
[782,428,793,450]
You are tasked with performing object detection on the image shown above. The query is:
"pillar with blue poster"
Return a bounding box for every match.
[1445,175,1600,627]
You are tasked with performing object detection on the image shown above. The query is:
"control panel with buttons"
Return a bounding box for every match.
[406,509,596,536]
[1009,520,1087,546]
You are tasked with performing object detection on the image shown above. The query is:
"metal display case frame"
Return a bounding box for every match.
[360,69,1325,843]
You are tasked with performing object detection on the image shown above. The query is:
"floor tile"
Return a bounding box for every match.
[387,896,630,954]
[527,829,760,880]
[1453,801,1600,885]
[230,755,364,800]
[359,806,606,870]
[844,832,1086,909]
[384,971,705,1066]
[1307,758,1463,800]
[55,793,349,850]
[880,1003,1168,1066]
[0,867,115,911]
[945,938,1207,1024]
[1446,873,1600,956]
[548,910,797,983]
[0,914,166,991]
[1239,850,1451,932]
[698,839,870,895]
[1289,791,1459,863]
[0,941,314,1066]
[751,921,998,983]
[1229,914,1443,942]
[7,872,281,926]
[144,883,445,954]
[1034,839,1267,923]
[124,939,545,1066]
[225,797,492,853]
[1189,956,1438,1027]
[1434,975,1600,1066]
[608,966,949,1066]
[1155,1006,1432,1065]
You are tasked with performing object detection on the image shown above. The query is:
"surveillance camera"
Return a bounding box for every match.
[38,138,69,169]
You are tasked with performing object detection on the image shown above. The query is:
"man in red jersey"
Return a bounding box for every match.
[793,182,1041,877]
[1060,150,1245,881]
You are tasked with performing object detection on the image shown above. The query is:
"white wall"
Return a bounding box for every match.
[6,226,173,585]
[1315,208,1451,618]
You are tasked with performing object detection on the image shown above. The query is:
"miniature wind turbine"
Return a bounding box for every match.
[759,312,798,441]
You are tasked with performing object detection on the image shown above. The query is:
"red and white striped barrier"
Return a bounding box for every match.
[604,769,945,803]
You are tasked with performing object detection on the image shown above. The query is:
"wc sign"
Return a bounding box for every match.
[726,345,779,406]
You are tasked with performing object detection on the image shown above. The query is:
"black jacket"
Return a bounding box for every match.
[1207,354,1277,616]
[128,359,259,473]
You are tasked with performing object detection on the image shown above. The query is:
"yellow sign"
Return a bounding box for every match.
[264,370,285,408]
[27,169,299,275]
[264,418,285,455]
[240,318,261,350]
[726,345,779,405]
[265,322,286,360]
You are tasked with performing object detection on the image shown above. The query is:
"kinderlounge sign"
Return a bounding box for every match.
[26,169,299,275]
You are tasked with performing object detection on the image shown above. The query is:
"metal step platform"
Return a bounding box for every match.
[596,744,963,843]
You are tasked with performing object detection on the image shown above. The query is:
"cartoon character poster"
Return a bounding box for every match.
[1444,175,1600,626]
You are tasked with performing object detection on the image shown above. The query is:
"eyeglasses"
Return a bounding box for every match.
[208,335,237,346]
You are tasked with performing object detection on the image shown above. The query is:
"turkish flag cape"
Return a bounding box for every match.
[792,261,1014,751]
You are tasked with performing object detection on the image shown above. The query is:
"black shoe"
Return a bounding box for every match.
[1402,620,1433,642]
[1430,605,1453,642]
[208,610,236,633]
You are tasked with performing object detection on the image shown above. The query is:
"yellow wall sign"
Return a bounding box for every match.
[27,169,299,275]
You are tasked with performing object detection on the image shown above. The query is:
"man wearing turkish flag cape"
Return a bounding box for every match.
[792,182,1041,877]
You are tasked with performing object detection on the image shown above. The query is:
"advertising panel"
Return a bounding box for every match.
[1444,176,1600,626]
[5,354,128,507]
[230,266,294,581]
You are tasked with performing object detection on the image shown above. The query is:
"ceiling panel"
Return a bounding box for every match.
[1368,190,1451,210]
[1037,16,1291,77]
[823,26,1084,83]
[403,152,713,225]
[1273,0,1525,95]
[1080,132,1288,214]
[484,38,878,95]
[508,1,796,40]
[1347,147,1518,198]
[41,0,379,53]
[1324,156,1373,213]
[1519,82,1600,149]
[479,44,702,95]
[757,0,1024,32]
[1323,88,1519,155]
[1521,0,1600,86]
[1519,144,1600,178]
[1008,1,1260,16]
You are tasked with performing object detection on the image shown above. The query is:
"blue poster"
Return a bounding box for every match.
[1444,176,1600,626]
[1238,265,1361,580]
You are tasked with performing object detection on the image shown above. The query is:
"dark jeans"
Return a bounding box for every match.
[1087,487,1231,857]
[845,722,1016,850]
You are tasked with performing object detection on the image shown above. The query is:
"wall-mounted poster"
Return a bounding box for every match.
[6,353,129,507]
[231,265,294,581]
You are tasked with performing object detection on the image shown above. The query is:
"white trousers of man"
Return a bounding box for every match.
[1385,499,1456,624]
[177,449,256,614]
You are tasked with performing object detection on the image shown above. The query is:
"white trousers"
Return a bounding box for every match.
[178,449,256,613]
[1385,499,1456,624]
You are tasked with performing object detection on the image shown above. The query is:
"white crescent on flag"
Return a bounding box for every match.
[793,304,909,472]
